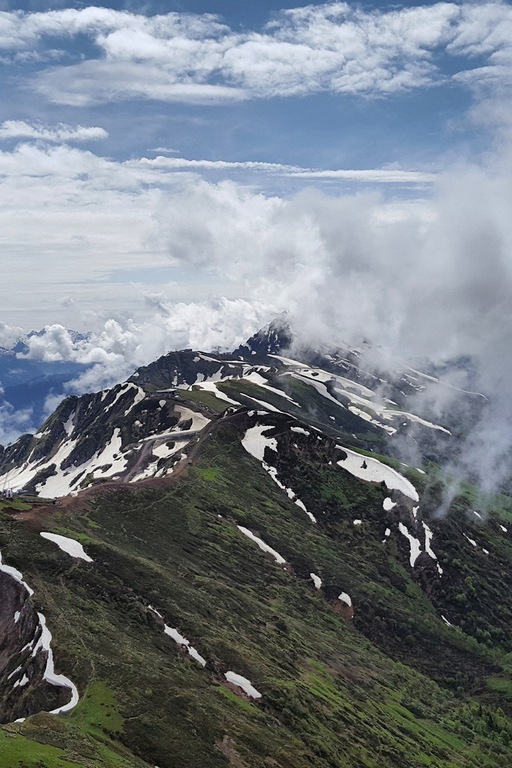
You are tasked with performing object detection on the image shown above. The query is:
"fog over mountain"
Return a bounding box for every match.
[4,129,512,500]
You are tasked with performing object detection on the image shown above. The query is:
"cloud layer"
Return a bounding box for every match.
[1,3,512,104]
[17,297,274,389]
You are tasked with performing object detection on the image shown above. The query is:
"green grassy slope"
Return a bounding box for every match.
[1,413,512,767]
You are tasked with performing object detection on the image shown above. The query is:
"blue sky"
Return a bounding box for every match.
[1,1,512,373]
[0,0,488,173]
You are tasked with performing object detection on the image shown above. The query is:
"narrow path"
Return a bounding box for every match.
[8,407,251,529]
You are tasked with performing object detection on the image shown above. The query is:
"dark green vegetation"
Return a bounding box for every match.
[1,411,512,767]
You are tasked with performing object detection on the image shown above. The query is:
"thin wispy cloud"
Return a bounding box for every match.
[135,155,434,183]
[285,169,436,183]
[0,120,108,142]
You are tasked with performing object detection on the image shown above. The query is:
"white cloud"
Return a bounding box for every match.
[285,168,436,183]
[0,321,23,347]
[0,120,108,142]
[0,401,35,445]
[136,156,299,173]
[135,155,436,183]
[0,139,439,331]
[18,298,274,393]
[35,61,247,106]
[1,4,512,104]
[164,175,506,362]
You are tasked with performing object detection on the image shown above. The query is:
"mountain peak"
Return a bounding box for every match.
[233,311,293,357]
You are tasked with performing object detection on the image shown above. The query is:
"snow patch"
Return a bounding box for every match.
[0,551,34,596]
[122,385,145,416]
[244,371,300,405]
[225,671,262,699]
[241,425,277,462]
[149,607,206,667]
[62,413,75,436]
[7,665,22,681]
[422,522,443,575]
[293,498,317,523]
[34,612,79,715]
[310,573,322,589]
[40,532,93,563]
[398,522,422,567]
[241,430,316,524]
[191,380,239,405]
[337,447,419,501]
[0,549,80,717]
[174,405,211,432]
[237,526,286,565]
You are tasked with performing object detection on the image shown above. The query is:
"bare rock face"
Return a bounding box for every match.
[0,571,68,723]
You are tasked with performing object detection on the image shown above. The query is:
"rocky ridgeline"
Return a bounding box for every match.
[0,317,486,498]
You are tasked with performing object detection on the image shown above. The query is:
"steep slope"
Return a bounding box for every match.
[0,325,509,766]
[0,409,512,767]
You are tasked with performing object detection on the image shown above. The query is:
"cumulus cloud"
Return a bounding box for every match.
[0,401,35,446]
[0,321,23,347]
[0,120,108,142]
[18,298,274,393]
[0,137,438,330]
[143,139,512,502]
[1,3,512,104]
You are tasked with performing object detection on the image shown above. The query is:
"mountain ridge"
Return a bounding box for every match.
[0,317,482,499]
[0,321,511,767]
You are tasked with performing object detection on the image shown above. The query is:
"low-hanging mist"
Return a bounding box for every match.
[150,134,512,506]
[3,128,512,505]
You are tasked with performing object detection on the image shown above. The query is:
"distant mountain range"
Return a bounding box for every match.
[0,330,92,438]
[1,317,510,768]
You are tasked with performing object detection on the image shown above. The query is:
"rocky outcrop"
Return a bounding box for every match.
[0,562,75,723]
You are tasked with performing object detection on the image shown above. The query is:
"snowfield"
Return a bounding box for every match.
[336,446,419,501]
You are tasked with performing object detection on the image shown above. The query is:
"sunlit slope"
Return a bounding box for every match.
[1,410,512,767]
